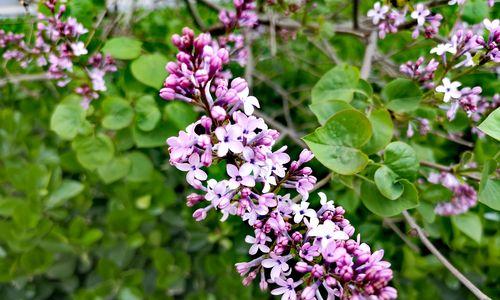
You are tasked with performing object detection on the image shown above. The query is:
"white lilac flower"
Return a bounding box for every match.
[436,78,462,102]
[367,2,389,25]
[430,43,457,56]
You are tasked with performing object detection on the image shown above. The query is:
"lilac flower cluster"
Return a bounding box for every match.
[0,0,116,108]
[400,57,439,89]
[428,172,478,216]
[367,2,442,39]
[430,19,499,68]
[427,19,499,121]
[162,28,396,300]
[449,0,495,7]
[217,0,258,66]
[406,118,431,138]
[410,4,443,39]
[367,2,406,39]
[219,0,258,31]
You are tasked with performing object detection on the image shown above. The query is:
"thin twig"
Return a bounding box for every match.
[197,0,223,12]
[432,131,474,148]
[85,9,108,47]
[254,110,306,148]
[269,11,277,57]
[402,211,491,300]
[0,73,49,87]
[244,30,254,90]
[383,218,421,253]
[184,0,206,31]
[419,161,481,181]
[353,0,359,29]
[360,31,378,79]
[292,173,333,202]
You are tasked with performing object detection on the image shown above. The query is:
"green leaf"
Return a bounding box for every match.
[384,142,419,181]
[362,108,394,154]
[374,166,404,200]
[72,134,114,170]
[164,102,198,130]
[125,152,153,182]
[462,0,489,24]
[303,139,370,175]
[102,37,142,60]
[309,100,353,125]
[303,109,372,175]
[479,179,500,211]
[46,180,84,209]
[80,228,103,246]
[314,109,372,148]
[101,97,134,130]
[131,53,168,88]
[97,156,132,184]
[311,65,369,103]
[361,179,419,217]
[417,202,436,223]
[133,122,176,148]
[477,107,500,141]
[50,102,86,140]
[135,95,161,131]
[383,79,422,113]
[452,213,482,243]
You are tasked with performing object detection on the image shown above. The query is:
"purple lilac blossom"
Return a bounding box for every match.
[428,172,478,216]
[0,0,116,108]
[162,28,396,300]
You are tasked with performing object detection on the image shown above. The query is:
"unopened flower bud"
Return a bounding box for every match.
[211,105,226,121]
[193,208,207,221]
[186,193,204,207]
[295,262,311,273]
[292,232,303,242]
[231,77,248,92]
[159,88,176,100]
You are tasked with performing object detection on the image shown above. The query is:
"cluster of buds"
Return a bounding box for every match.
[367,2,406,39]
[367,2,443,39]
[400,57,439,89]
[426,20,499,121]
[162,28,396,300]
[449,0,495,7]
[219,0,258,30]
[428,172,478,216]
[0,0,116,108]
[409,4,443,39]
[407,118,431,138]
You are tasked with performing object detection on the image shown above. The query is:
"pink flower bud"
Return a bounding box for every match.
[159,88,176,100]
[200,116,212,131]
[166,61,178,73]
[292,232,303,242]
[186,193,204,207]
[325,276,337,286]
[209,56,222,75]
[195,69,209,85]
[259,277,268,291]
[299,149,314,164]
[211,105,227,121]
[217,48,230,63]
[182,27,194,39]
[201,150,213,167]
[301,285,317,300]
[311,264,324,278]
[231,77,248,92]
[193,208,207,221]
[171,34,182,48]
[295,262,311,273]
